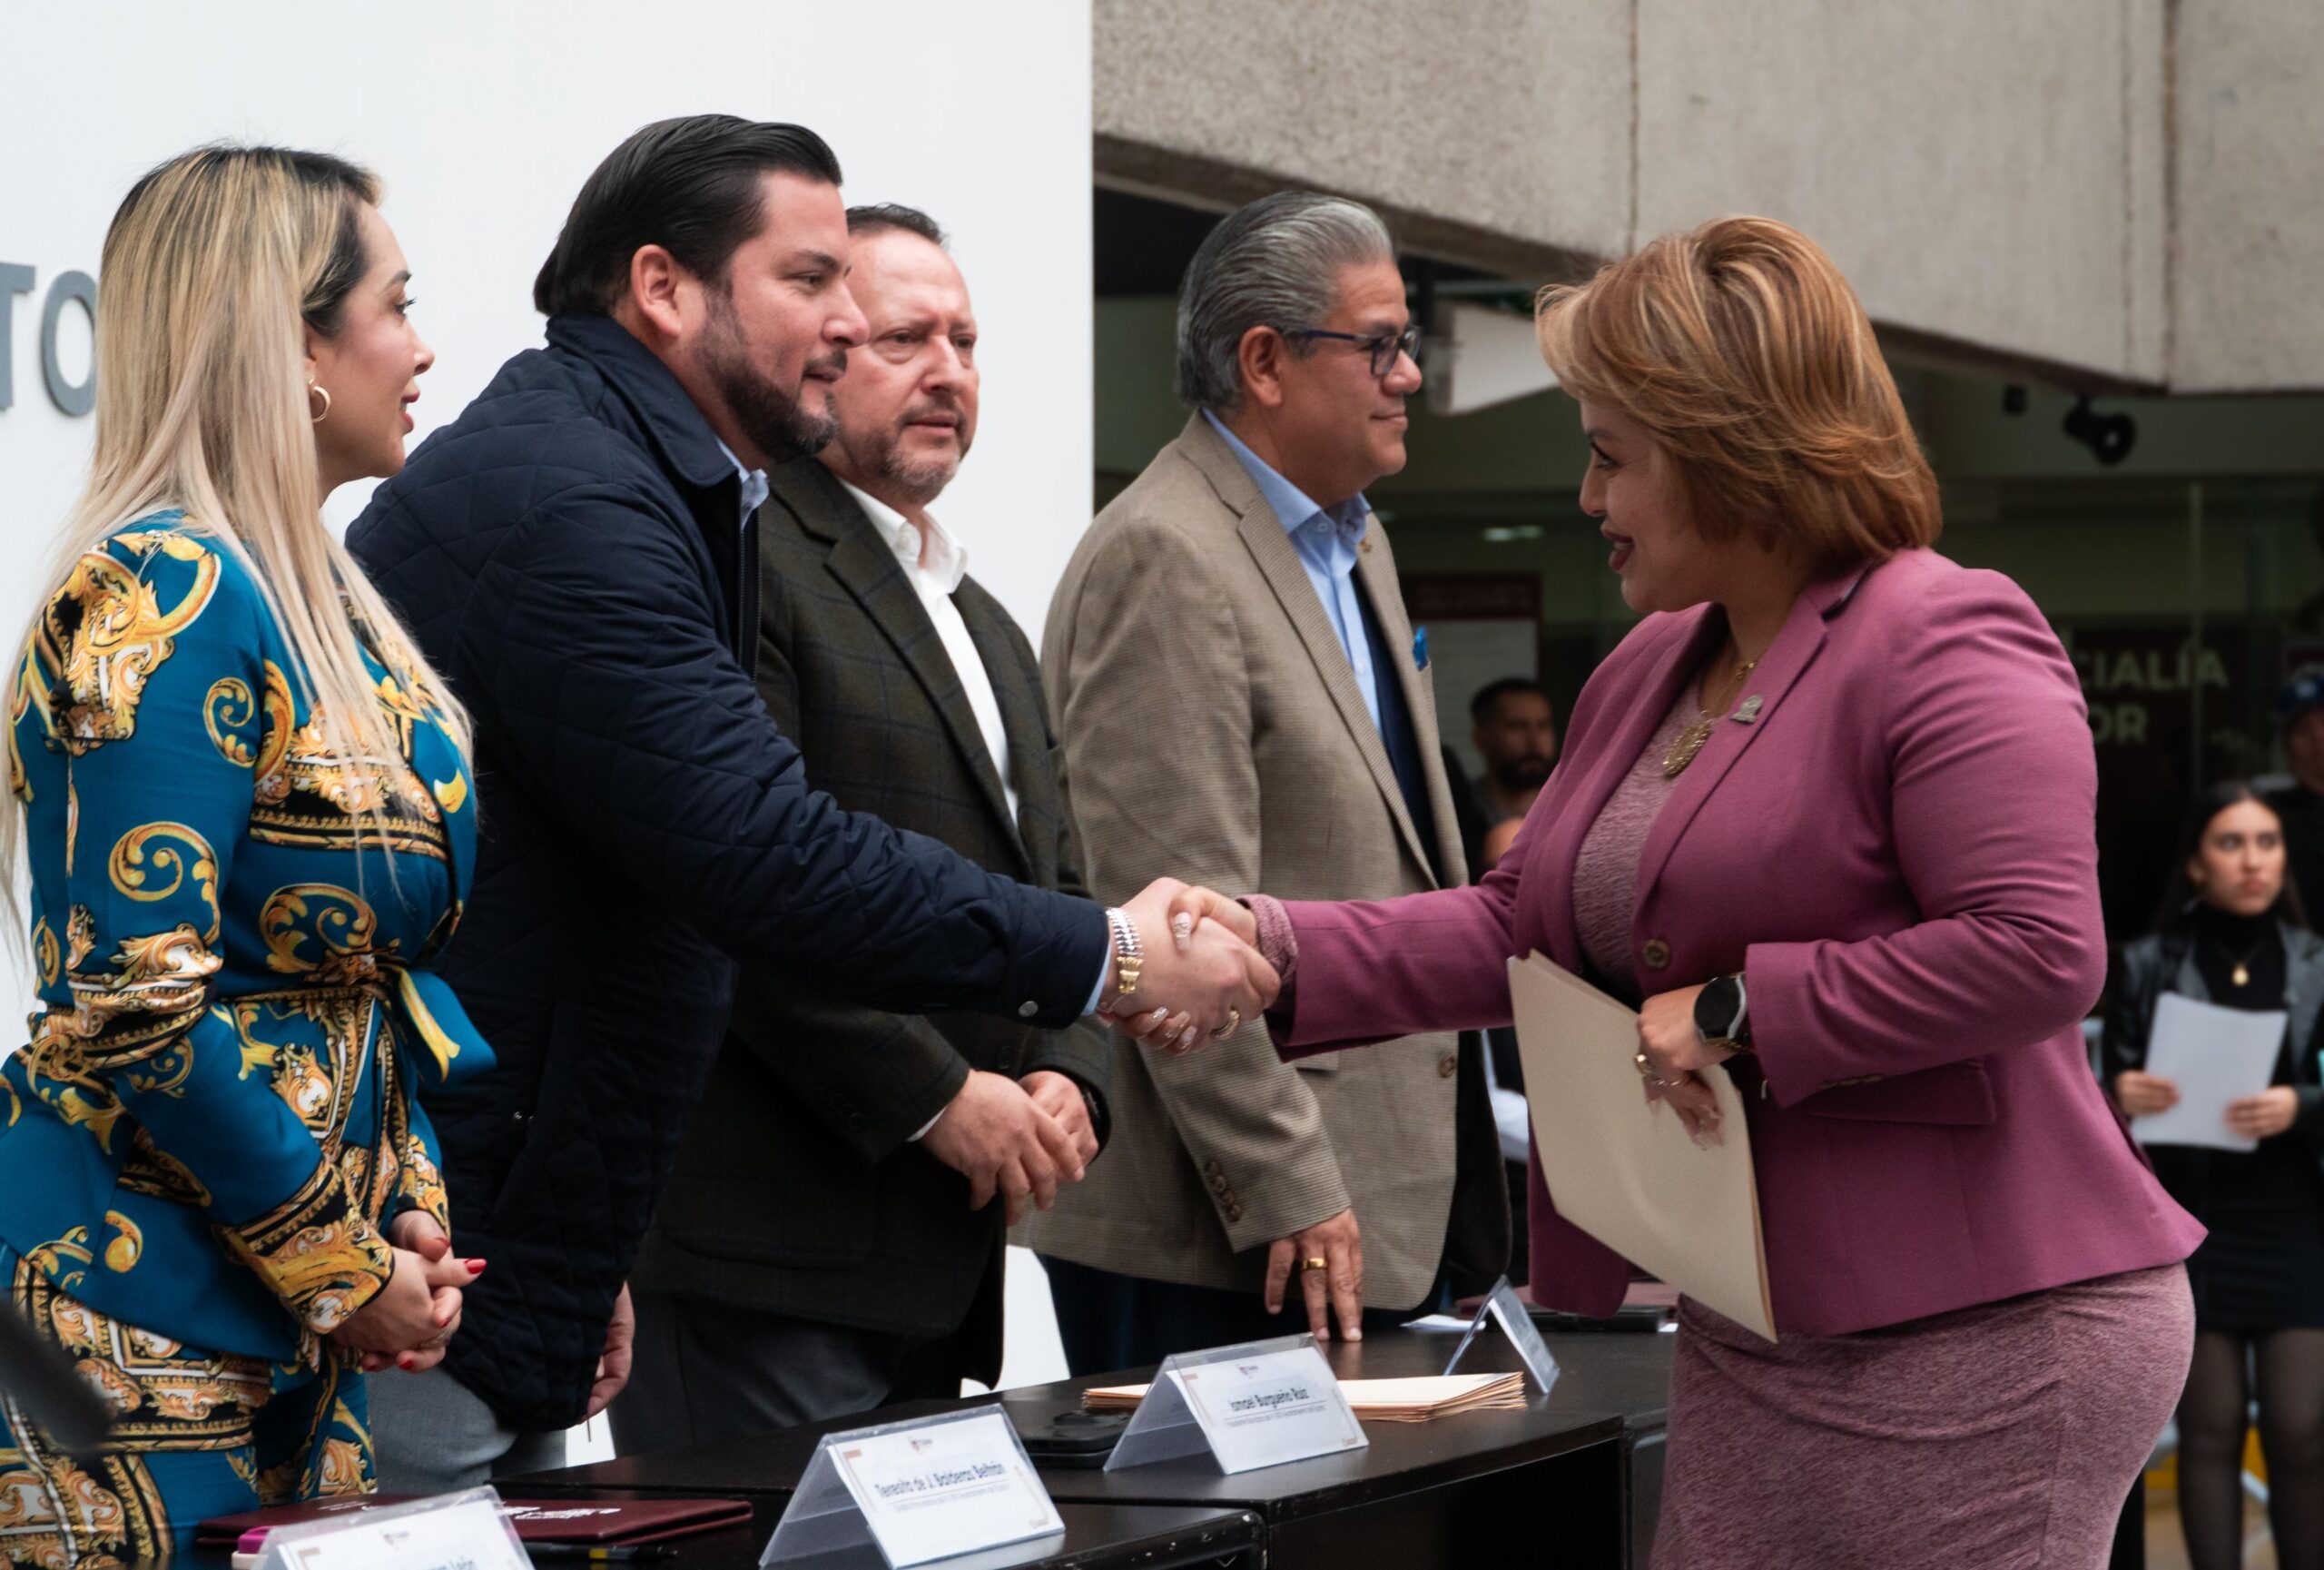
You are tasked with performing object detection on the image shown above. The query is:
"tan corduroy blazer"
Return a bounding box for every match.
[1019,413,1508,1308]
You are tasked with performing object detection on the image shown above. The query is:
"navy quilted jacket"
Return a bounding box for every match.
[347,314,1108,1430]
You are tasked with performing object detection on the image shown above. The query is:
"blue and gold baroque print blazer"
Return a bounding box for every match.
[1,509,492,1375]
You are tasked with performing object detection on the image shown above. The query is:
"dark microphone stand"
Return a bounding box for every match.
[0,1297,111,1455]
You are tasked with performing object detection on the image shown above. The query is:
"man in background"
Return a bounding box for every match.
[615,204,1112,1445]
[1026,191,1508,1367]
[1469,676,1558,867]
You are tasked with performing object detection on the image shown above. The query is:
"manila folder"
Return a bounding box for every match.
[1509,952,1776,1340]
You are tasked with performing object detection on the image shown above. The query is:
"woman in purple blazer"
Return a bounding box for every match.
[1230,217,2202,1566]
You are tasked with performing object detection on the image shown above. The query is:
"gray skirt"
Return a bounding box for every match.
[1652,1263,2193,1569]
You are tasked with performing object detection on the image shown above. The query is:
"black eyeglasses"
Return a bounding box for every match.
[1282,323,1423,379]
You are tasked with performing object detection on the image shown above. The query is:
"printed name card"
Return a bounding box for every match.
[1443,1276,1561,1394]
[1105,1332,1367,1476]
[763,1407,1064,1569]
[255,1488,528,1570]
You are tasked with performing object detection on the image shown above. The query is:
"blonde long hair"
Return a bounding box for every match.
[5,145,471,937]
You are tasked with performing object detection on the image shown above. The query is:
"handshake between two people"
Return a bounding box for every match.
[923,878,1279,1228]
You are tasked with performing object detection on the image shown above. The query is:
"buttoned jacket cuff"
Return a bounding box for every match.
[883,1055,972,1158]
[1019,903,1109,1028]
[2296,1083,2324,1146]
[215,1160,394,1338]
[1240,894,1301,1046]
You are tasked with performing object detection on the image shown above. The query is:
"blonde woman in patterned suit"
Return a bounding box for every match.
[0,145,493,1562]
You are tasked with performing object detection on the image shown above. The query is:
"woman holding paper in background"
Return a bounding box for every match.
[2104,781,2324,1570]
[1221,216,2204,1567]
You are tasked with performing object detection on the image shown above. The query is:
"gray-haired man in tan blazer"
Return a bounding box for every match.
[1021,192,1510,1368]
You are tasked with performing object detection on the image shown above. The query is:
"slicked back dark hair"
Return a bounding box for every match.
[847,203,947,249]
[1470,676,1551,723]
[534,114,842,317]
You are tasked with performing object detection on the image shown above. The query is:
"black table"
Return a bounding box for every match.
[520,1328,1673,1568]
[158,1499,1262,1570]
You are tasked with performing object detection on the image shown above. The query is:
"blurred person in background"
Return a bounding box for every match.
[0,144,487,1558]
[1470,676,1558,868]
[2104,780,2324,1570]
[2270,669,2324,922]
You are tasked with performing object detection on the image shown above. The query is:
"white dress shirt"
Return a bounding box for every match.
[834,483,1098,1142]
[837,481,1019,829]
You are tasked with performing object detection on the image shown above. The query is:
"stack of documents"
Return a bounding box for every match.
[1082,1373,1525,1423]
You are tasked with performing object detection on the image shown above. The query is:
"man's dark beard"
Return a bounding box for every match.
[1492,755,1554,793]
[701,289,842,461]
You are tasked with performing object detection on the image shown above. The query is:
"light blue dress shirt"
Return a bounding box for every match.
[714,437,771,528]
[1202,410,1382,731]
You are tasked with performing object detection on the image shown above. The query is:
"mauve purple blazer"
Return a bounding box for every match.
[1275,548,2202,1336]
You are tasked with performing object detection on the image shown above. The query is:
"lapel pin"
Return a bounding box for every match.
[1734,695,1764,725]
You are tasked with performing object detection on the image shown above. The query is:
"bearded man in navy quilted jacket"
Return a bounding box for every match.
[347,114,1275,1492]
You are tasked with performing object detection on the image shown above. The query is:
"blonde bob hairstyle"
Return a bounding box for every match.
[5,145,469,929]
[1535,215,1941,569]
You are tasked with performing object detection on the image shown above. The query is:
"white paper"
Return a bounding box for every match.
[1170,1344,1368,1474]
[822,1410,1063,1568]
[2132,992,2289,1152]
[1509,953,1776,1339]
[258,1491,525,1570]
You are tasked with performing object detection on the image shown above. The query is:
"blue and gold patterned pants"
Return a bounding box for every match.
[0,1244,372,1565]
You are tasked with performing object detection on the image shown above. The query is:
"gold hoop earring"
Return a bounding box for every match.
[308,379,332,424]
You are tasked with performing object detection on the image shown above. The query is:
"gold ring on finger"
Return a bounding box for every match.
[1298,1256,1329,1272]
[1212,1007,1241,1041]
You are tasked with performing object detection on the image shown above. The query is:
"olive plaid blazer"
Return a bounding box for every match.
[630,459,1111,1378]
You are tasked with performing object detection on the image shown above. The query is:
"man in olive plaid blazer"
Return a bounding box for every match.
[616,208,1110,1447]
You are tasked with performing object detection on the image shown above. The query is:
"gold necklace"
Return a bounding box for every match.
[2220,936,2268,989]
[1662,651,1761,778]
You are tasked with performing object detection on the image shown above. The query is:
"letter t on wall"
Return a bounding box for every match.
[0,264,34,410]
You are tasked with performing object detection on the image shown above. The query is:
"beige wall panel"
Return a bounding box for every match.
[1093,0,1633,262]
[2171,0,2324,391]
[1631,0,2151,380]
[2123,0,2170,382]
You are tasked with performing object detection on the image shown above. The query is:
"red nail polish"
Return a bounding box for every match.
[466,1259,487,1271]
[398,1355,418,1371]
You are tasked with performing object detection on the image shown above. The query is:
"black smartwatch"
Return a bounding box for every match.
[1694,973,1753,1052]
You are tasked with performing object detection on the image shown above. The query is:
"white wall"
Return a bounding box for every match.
[1,0,1094,1024]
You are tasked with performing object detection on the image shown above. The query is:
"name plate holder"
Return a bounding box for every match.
[762,1406,1065,1569]
[254,1486,527,1570]
[1105,1331,1367,1476]
[1443,1276,1561,1393]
